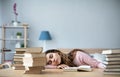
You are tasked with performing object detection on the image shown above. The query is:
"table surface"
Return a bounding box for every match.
[0,68,120,77]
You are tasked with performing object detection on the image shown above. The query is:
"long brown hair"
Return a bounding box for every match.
[45,49,75,67]
[68,49,90,62]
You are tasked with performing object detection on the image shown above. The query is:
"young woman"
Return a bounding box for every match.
[45,49,106,69]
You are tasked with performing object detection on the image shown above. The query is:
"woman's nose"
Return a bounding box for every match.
[51,58,55,62]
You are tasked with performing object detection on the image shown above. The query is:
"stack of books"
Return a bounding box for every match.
[102,49,120,75]
[13,47,46,74]
[13,48,26,70]
[23,52,46,74]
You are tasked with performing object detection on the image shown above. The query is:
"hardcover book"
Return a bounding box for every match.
[106,65,120,68]
[102,49,120,54]
[24,66,44,74]
[105,54,120,58]
[104,61,120,65]
[104,68,120,72]
[105,57,120,61]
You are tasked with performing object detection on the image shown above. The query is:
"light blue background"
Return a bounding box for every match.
[0,0,120,56]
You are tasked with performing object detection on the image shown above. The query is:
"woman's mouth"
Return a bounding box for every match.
[55,59,58,64]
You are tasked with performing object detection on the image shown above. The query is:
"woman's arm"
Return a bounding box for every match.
[57,64,69,69]
[74,51,105,68]
[45,64,69,69]
[45,65,57,69]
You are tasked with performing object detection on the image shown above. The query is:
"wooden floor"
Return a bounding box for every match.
[0,68,120,77]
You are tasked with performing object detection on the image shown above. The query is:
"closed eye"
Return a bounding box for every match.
[47,60,52,65]
[49,54,53,59]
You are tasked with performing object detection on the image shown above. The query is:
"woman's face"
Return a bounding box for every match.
[46,52,61,66]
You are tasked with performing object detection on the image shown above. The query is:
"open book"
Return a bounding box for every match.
[63,65,92,72]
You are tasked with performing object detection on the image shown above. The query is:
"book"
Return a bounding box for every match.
[25,66,45,70]
[105,54,120,58]
[23,57,46,62]
[14,57,46,63]
[23,61,46,67]
[16,51,26,54]
[14,61,23,64]
[63,65,92,72]
[104,61,120,65]
[105,57,120,61]
[104,68,120,72]
[14,53,45,58]
[24,70,42,74]
[12,66,25,70]
[23,57,46,66]
[15,47,43,53]
[102,49,120,54]
[26,47,43,53]
[13,63,24,66]
[24,66,44,74]
[14,54,25,57]
[106,65,120,68]
[24,53,45,58]
[13,58,24,62]
[15,48,27,52]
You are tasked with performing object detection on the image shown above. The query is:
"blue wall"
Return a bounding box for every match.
[1,0,120,50]
[0,0,2,49]
[0,0,1,23]
[0,0,2,63]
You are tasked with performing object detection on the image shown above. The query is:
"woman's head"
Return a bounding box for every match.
[45,49,76,67]
[45,49,62,66]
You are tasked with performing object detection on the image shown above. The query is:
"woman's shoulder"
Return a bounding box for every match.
[75,51,87,56]
[69,49,88,55]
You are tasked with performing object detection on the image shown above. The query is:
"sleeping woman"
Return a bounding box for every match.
[45,49,106,69]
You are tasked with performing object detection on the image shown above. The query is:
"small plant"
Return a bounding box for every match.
[16,32,22,36]
[21,43,24,48]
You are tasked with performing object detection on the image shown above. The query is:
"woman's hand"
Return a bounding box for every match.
[57,64,69,69]
[98,63,106,69]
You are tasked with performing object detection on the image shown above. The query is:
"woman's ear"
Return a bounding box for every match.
[58,52,62,56]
